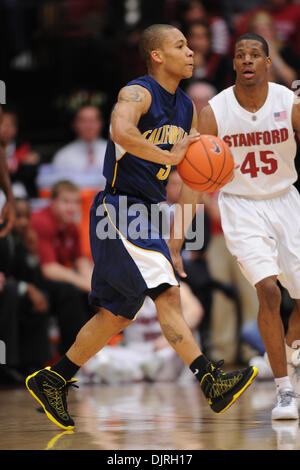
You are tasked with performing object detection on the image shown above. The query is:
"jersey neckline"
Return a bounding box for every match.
[146,75,177,98]
[229,82,272,123]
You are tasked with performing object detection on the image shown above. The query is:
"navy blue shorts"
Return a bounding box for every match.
[89,188,180,320]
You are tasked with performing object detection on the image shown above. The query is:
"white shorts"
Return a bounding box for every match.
[218,186,300,299]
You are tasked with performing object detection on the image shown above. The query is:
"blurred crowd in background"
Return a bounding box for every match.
[0,0,299,386]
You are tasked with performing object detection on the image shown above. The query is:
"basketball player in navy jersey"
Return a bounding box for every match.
[26,24,257,430]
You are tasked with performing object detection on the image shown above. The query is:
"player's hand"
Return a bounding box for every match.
[168,244,187,279]
[169,132,200,165]
[0,200,15,238]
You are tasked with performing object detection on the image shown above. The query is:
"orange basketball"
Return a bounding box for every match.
[177,135,234,193]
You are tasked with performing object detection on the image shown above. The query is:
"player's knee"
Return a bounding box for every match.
[256,277,281,312]
[114,315,133,330]
[94,308,133,331]
[156,286,180,309]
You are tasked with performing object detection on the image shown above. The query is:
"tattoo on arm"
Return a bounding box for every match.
[119,86,144,103]
[162,324,183,345]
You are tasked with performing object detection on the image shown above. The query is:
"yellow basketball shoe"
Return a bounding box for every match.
[26,367,78,430]
[200,361,258,413]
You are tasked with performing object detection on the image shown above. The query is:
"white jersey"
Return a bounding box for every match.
[208,82,297,198]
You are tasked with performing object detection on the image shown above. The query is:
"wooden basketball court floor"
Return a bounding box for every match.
[1,380,300,451]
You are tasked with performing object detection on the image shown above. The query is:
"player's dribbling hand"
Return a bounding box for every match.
[169,132,201,165]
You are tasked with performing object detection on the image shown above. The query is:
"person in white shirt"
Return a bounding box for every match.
[186,32,300,420]
[53,105,107,173]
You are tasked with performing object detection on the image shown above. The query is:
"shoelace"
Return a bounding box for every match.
[205,360,225,375]
[203,360,242,398]
[277,389,300,407]
[43,380,78,420]
[209,374,242,398]
[212,359,225,369]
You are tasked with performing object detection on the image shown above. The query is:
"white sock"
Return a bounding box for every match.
[274,376,293,391]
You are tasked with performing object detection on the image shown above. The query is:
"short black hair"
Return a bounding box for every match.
[139,24,177,67]
[235,33,269,56]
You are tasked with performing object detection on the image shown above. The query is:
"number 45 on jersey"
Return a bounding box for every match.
[240,151,278,178]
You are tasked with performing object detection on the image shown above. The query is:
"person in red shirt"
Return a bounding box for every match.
[31,180,92,353]
[32,180,93,292]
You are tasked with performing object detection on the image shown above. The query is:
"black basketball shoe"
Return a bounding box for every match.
[26,367,78,429]
[200,361,258,413]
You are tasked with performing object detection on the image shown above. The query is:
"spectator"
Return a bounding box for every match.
[81,282,204,384]
[0,110,40,198]
[0,272,23,385]
[10,198,48,314]
[232,0,300,57]
[222,0,267,26]
[52,105,107,174]
[184,20,233,92]
[179,0,230,55]
[185,81,217,115]
[248,11,298,88]
[31,180,92,353]
[31,180,93,291]
[0,198,51,385]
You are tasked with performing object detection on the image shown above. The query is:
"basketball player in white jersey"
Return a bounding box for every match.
[169,32,300,419]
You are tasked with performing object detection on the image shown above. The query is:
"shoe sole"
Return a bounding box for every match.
[25,370,74,430]
[212,366,258,414]
[272,411,299,420]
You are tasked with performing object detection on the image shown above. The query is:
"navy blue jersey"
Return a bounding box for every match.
[103,75,194,203]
